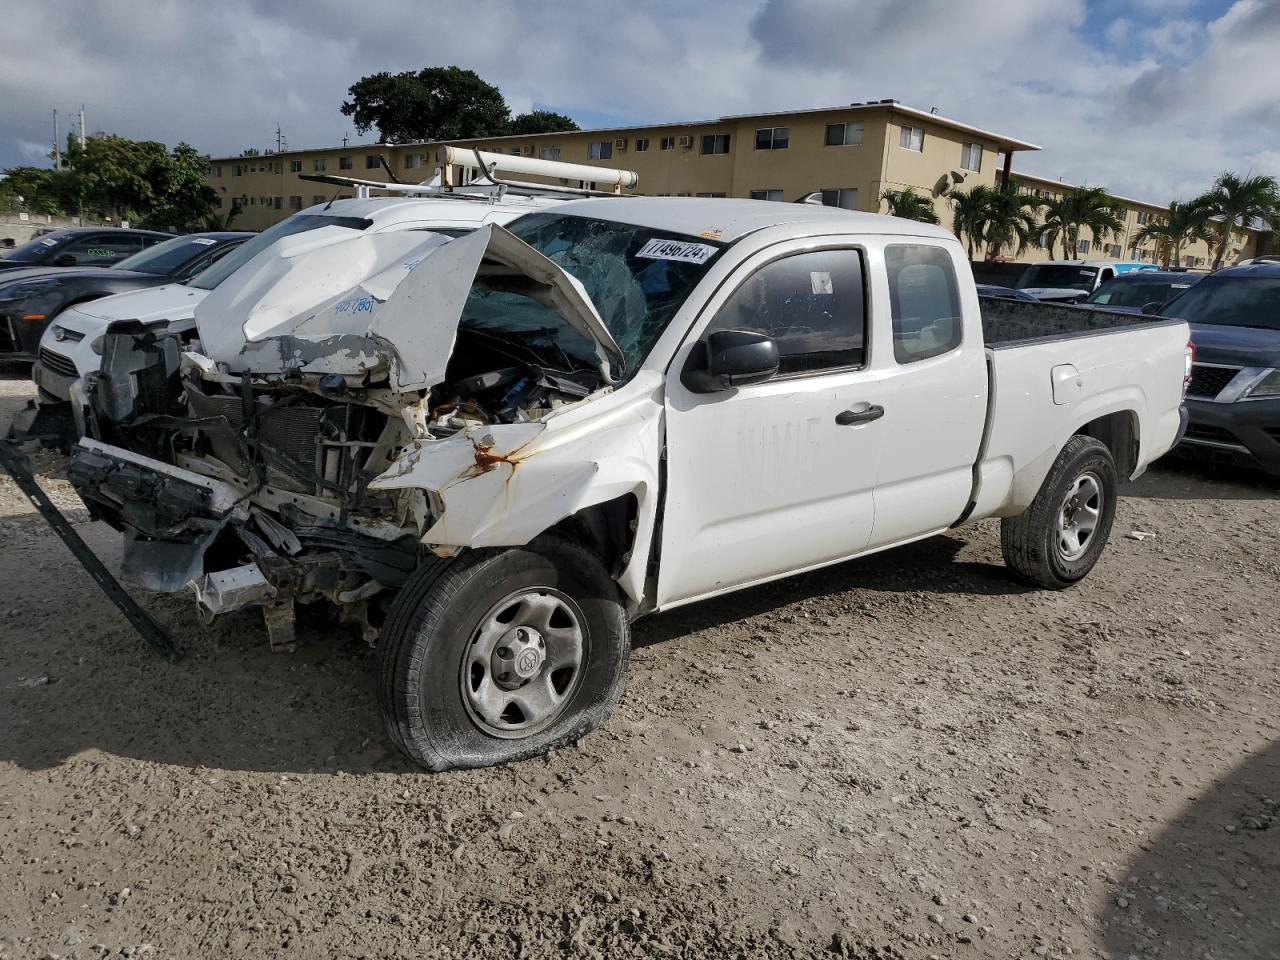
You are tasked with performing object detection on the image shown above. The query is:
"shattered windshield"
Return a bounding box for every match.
[464,213,725,376]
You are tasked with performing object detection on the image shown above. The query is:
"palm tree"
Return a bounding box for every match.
[1197,172,1280,269]
[949,185,994,260]
[1038,195,1074,260]
[1064,186,1125,258]
[1134,199,1212,268]
[979,183,1042,260]
[881,187,939,224]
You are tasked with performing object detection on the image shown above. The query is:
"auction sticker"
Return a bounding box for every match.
[636,238,717,264]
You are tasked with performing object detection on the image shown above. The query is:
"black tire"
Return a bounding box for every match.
[376,533,629,771]
[1001,435,1118,589]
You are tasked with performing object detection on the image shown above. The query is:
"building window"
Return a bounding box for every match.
[510,147,522,155]
[825,122,864,147]
[313,159,326,172]
[695,192,727,198]
[339,156,353,170]
[273,197,282,210]
[820,188,858,210]
[588,141,614,160]
[578,180,596,191]
[275,162,283,174]
[312,195,325,205]
[960,142,983,172]
[660,136,675,151]
[899,125,924,151]
[634,138,649,152]
[211,164,222,178]
[288,160,302,173]
[1106,244,1122,258]
[886,244,962,364]
[1077,239,1091,255]
[404,153,424,169]
[288,196,302,210]
[700,134,731,155]
[539,145,561,161]
[755,126,789,150]
[750,189,785,202]
[366,155,381,170]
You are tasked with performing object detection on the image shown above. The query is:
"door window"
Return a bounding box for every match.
[885,244,962,363]
[59,234,147,265]
[707,249,866,375]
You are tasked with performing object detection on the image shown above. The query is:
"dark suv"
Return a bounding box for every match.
[1160,262,1280,474]
[0,227,169,272]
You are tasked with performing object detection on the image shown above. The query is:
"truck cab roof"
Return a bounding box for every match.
[538,197,957,243]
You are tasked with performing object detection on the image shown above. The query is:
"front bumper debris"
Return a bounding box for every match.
[0,437,178,660]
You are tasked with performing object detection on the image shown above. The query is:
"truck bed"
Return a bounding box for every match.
[979,296,1179,347]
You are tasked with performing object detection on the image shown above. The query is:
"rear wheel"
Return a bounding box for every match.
[377,534,629,771]
[1001,435,1118,589]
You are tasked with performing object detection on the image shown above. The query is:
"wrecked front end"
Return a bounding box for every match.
[67,224,637,646]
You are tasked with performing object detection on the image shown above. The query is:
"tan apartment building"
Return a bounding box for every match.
[205,100,1269,265]
[1011,172,1264,267]
[207,100,1039,231]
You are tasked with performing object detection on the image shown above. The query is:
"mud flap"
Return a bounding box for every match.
[0,438,179,661]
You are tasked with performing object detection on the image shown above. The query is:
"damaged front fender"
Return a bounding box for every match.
[368,372,665,608]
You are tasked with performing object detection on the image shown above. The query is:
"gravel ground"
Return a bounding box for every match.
[1,363,1278,960]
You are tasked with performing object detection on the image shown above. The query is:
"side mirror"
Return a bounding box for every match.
[682,329,780,393]
[53,254,76,266]
[1140,301,1162,316]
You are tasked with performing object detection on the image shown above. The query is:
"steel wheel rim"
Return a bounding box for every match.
[1057,470,1103,562]
[459,587,586,739]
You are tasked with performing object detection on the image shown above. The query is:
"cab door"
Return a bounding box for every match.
[657,241,883,608]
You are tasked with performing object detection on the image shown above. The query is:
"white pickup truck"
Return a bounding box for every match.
[64,198,1192,771]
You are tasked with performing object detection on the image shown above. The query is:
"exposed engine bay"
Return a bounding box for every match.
[67,224,617,644]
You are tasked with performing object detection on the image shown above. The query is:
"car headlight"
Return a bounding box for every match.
[6,279,57,300]
[1241,369,1280,400]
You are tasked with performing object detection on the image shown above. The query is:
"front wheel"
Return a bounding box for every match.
[376,534,630,771]
[1001,435,1118,589]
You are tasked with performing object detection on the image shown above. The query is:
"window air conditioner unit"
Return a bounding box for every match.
[678,135,693,149]
[614,138,627,151]
[522,146,535,156]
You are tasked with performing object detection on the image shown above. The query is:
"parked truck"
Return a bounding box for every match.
[56,198,1192,770]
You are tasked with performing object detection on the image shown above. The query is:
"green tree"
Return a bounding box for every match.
[145,143,220,230]
[881,187,939,223]
[64,133,170,222]
[1063,186,1125,258]
[508,110,579,135]
[949,185,993,260]
[979,183,1042,260]
[0,166,76,216]
[1038,195,1074,260]
[1197,171,1280,269]
[1134,199,1213,268]
[341,66,511,143]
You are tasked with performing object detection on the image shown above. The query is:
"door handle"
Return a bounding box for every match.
[835,404,884,426]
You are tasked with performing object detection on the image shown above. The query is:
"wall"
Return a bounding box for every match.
[0,211,103,247]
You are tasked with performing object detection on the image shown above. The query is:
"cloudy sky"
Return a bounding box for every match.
[3,0,1277,204]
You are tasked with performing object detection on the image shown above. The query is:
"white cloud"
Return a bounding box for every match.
[1,0,1277,207]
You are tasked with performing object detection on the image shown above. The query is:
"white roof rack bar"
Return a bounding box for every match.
[436,146,638,192]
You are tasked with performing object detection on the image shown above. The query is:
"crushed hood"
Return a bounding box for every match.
[195,224,623,393]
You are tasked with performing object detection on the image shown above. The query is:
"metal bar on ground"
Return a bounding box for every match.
[0,439,179,661]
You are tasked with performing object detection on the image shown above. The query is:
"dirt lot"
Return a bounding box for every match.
[1,363,1277,960]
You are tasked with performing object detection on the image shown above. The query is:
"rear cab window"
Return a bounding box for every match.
[885,244,962,363]
[706,248,867,375]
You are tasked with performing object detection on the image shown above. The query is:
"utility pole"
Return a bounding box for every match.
[52,109,61,169]
[78,104,86,148]
[275,124,286,153]
[342,134,350,148]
